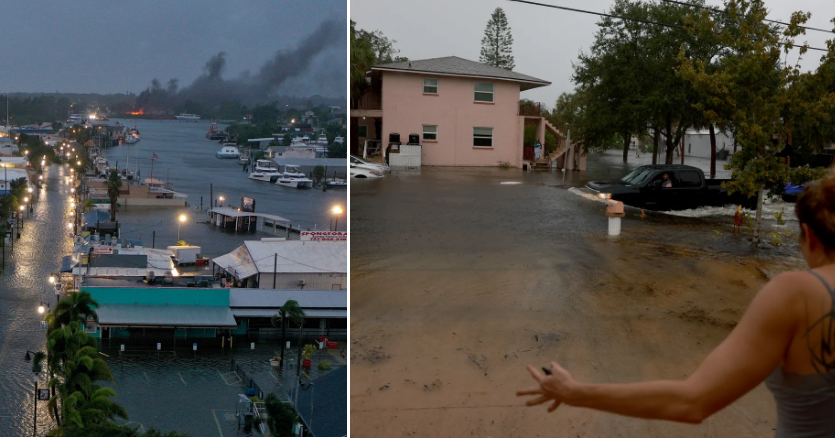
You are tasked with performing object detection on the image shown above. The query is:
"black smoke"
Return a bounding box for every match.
[135,19,343,112]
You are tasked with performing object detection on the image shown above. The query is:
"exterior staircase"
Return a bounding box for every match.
[531,120,568,170]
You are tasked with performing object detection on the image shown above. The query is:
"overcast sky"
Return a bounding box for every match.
[2,1,346,97]
[352,0,835,106]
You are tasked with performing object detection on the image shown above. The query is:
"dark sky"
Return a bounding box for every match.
[2,1,346,97]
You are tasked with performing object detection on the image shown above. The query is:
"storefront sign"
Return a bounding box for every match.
[300,231,347,241]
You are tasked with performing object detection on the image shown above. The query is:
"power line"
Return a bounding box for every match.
[507,0,829,52]
[659,0,835,35]
[508,0,683,29]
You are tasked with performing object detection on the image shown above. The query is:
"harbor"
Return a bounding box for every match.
[0,118,347,437]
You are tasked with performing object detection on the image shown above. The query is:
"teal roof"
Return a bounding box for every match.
[97,304,237,328]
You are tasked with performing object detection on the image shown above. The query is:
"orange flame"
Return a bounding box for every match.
[127,109,145,115]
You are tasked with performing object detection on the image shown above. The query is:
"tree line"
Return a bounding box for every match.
[541,0,835,244]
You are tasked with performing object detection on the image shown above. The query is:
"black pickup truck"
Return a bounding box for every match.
[586,165,755,211]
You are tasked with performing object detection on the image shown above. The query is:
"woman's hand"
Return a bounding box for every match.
[516,361,579,413]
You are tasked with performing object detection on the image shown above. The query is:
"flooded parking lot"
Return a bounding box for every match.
[350,154,803,437]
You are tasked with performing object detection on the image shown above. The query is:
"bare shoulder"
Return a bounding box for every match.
[747,271,813,322]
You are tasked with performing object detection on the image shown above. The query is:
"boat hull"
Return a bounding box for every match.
[249,173,280,182]
[216,153,240,159]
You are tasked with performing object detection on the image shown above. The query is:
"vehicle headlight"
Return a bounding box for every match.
[370,170,382,176]
[598,193,612,199]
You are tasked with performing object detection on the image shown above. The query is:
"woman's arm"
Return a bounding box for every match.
[518,272,802,423]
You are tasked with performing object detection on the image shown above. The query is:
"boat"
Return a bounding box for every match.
[326,178,347,188]
[238,149,251,165]
[206,122,226,140]
[316,134,329,145]
[248,159,280,182]
[216,145,240,159]
[175,113,201,122]
[275,164,313,189]
[142,178,188,199]
[124,134,138,144]
[333,136,345,145]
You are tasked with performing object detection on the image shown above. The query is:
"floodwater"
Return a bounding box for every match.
[101,119,346,256]
[0,164,72,436]
[350,152,805,437]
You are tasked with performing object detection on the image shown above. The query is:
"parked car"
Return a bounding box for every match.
[350,164,383,179]
[586,164,755,211]
[350,155,390,173]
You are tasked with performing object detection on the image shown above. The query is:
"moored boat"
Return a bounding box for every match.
[216,145,240,159]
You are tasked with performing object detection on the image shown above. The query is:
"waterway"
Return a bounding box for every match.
[102,119,346,257]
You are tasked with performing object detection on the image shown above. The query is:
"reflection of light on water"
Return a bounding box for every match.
[568,187,607,203]
[500,181,522,185]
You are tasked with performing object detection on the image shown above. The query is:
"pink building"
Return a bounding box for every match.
[350,56,586,169]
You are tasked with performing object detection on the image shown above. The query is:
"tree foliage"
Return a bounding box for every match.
[480,8,515,70]
[678,0,834,244]
[106,170,122,222]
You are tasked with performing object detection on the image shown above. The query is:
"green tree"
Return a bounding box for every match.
[678,0,832,244]
[106,170,122,222]
[480,7,515,70]
[312,165,326,186]
[264,393,297,436]
[271,300,306,370]
[46,290,99,332]
[351,21,378,99]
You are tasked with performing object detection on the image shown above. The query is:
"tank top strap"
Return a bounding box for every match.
[808,270,835,299]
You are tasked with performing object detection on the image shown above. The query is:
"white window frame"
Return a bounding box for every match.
[473,127,493,148]
[423,78,439,94]
[357,125,368,138]
[422,125,438,142]
[474,82,494,103]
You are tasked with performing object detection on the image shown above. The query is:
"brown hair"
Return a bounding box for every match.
[796,172,835,248]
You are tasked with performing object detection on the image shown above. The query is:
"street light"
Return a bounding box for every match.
[331,205,343,231]
[177,214,187,242]
[37,304,45,314]
[48,275,55,284]
[24,350,44,437]
[218,196,225,208]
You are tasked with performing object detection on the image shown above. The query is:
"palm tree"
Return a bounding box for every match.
[271,300,305,371]
[106,169,122,221]
[48,290,99,331]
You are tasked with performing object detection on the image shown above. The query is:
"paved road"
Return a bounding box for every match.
[0,163,71,436]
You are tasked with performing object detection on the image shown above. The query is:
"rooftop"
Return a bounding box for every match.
[372,56,551,91]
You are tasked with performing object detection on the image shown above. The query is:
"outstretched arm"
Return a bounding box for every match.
[518,272,800,423]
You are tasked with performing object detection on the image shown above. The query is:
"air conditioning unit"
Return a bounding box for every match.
[297,280,306,287]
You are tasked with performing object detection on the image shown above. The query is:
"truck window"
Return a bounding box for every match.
[622,168,654,185]
[679,171,702,188]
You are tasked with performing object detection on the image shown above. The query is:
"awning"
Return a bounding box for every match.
[97,304,238,328]
[60,255,77,273]
[230,308,346,319]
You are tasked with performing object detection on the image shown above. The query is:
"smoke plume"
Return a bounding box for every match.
[135,19,343,111]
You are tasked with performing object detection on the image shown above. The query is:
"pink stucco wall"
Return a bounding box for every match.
[381,71,524,167]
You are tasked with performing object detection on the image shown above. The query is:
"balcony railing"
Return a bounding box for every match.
[519,101,542,117]
[351,92,382,111]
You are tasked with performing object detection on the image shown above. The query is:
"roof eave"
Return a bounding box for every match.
[371,66,550,89]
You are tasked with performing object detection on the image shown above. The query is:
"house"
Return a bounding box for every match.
[350,56,586,169]
[212,239,346,290]
[0,167,29,194]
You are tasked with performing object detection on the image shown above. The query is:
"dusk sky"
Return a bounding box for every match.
[2,0,346,97]
[351,0,835,106]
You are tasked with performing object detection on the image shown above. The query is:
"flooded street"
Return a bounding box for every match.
[0,164,71,436]
[350,155,804,437]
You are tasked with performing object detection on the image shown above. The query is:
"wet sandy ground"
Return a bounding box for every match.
[350,165,803,437]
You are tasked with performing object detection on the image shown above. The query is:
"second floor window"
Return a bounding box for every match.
[358,126,368,138]
[423,125,438,141]
[424,78,438,94]
[474,82,494,103]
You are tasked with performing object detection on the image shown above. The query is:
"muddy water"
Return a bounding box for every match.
[350,162,804,437]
